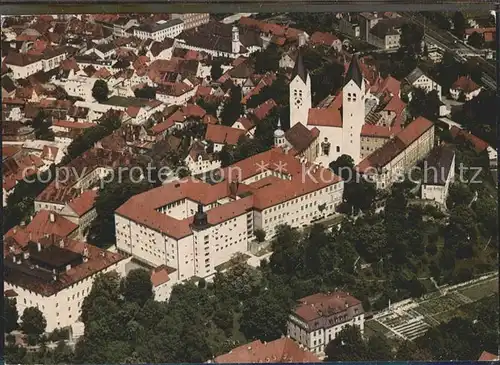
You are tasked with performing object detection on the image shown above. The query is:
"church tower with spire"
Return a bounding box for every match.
[289,36,312,129]
[274,118,285,148]
[342,54,365,164]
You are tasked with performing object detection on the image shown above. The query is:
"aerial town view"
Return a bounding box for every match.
[2,9,498,363]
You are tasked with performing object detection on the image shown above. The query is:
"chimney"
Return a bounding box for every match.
[66,264,72,272]
[49,212,55,223]
[37,241,41,252]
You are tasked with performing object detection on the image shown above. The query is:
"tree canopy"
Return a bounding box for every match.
[21,307,47,337]
[4,297,19,333]
[92,80,110,102]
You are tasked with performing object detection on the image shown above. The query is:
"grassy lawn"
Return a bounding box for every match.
[364,319,390,338]
[458,277,498,301]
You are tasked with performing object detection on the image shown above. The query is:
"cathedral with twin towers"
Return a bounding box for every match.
[277,45,406,168]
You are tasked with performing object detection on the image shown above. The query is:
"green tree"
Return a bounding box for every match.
[210,60,223,81]
[240,286,291,341]
[254,44,280,74]
[31,111,55,141]
[21,307,47,337]
[452,12,467,39]
[254,228,266,242]
[408,88,441,121]
[472,196,498,240]
[325,325,367,361]
[4,297,19,333]
[446,182,473,209]
[395,340,433,360]
[134,86,156,99]
[121,269,154,306]
[467,31,484,49]
[329,154,354,179]
[92,79,110,102]
[399,22,424,57]
[445,205,477,258]
[87,178,153,247]
[366,335,393,360]
[220,85,243,126]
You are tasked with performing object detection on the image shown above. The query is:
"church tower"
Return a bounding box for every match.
[342,54,365,164]
[289,40,311,129]
[274,118,285,148]
[232,26,240,54]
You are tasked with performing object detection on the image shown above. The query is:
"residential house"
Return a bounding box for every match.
[449,76,482,101]
[205,124,246,152]
[287,292,365,356]
[404,67,442,100]
[184,140,221,176]
[310,31,342,52]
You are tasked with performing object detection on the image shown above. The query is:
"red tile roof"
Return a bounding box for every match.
[310,31,340,46]
[196,85,212,97]
[357,116,434,173]
[4,234,125,296]
[251,98,277,120]
[205,124,246,145]
[479,351,498,361]
[203,114,218,125]
[215,337,320,363]
[450,126,489,153]
[182,103,206,118]
[397,116,433,146]
[307,108,342,127]
[67,189,98,217]
[116,148,342,239]
[7,210,78,243]
[126,106,141,118]
[451,76,481,93]
[52,120,95,129]
[241,72,276,105]
[2,145,22,161]
[361,124,393,138]
[151,265,172,287]
[294,292,362,322]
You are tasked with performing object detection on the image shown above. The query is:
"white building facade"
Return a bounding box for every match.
[115,148,344,292]
[287,292,365,356]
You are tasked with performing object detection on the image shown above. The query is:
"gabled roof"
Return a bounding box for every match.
[345,54,363,88]
[405,67,425,85]
[215,337,320,363]
[285,123,319,154]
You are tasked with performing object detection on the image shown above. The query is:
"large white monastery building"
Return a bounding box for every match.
[115,148,343,287]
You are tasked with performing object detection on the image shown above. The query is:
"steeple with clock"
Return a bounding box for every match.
[289,47,311,129]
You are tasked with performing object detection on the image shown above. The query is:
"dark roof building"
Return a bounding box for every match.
[422,144,455,186]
